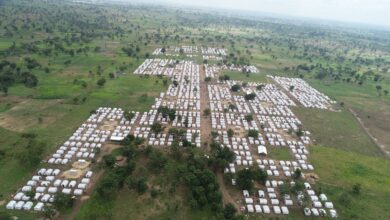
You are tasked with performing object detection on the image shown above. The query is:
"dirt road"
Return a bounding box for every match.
[349,108,389,157]
[199,65,213,150]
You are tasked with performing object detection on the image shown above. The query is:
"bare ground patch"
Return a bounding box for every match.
[0,99,64,132]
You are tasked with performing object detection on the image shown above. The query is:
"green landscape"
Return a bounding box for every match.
[0,0,389,219]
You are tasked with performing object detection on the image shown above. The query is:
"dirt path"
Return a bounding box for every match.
[216,172,241,213]
[57,142,123,220]
[58,169,105,220]
[199,65,213,150]
[199,66,242,212]
[349,108,389,158]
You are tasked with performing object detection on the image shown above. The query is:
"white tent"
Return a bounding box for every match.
[257,145,267,155]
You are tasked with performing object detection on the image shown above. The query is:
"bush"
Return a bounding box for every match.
[251,166,268,185]
[97,78,106,86]
[209,142,235,170]
[102,154,116,168]
[203,108,211,116]
[291,180,305,194]
[293,168,302,179]
[151,122,163,134]
[236,169,254,191]
[227,128,234,138]
[223,203,237,220]
[182,156,222,209]
[244,114,253,121]
[126,176,148,194]
[157,106,176,121]
[219,74,230,81]
[256,84,264,91]
[352,183,362,195]
[279,184,290,196]
[231,84,241,92]
[244,92,256,100]
[150,188,160,198]
[16,138,45,167]
[148,150,168,172]
[247,130,259,138]
[53,192,74,210]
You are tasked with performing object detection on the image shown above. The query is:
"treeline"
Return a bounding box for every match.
[0,59,39,94]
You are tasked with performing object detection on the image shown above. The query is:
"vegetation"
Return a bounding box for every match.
[247,129,259,138]
[230,84,241,92]
[244,93,256,100]
[157,106,176,121]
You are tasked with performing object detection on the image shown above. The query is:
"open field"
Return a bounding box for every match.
[310,146,390,219]
[292,107,383,157]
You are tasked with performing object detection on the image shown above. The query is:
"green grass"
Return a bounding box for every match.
[311,146,390,194]
[267,146,292,161]
[0,103,12,113]
[310,146,390,220]
[0,73,166,220]
[293,107,382,157]
[223,71,268,83]
[307,78,390,150]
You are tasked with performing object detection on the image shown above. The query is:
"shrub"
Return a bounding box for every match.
[231,84,241,92]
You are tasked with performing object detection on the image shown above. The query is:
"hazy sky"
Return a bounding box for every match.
[129,0,390,27]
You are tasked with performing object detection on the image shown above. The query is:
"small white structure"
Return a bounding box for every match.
[257,145,267,155]
[34,202,44,211]
[254,205,262,213]
[245,198,254,204]
[273,206,281,214]
[330,209,338,218]
[62,188,72,194]
[6,200,16,210]
[74,189,83,196]
[281,206,289,214]
[325,202,334,209]
[15,201,25,210]
[262,205,270,214]
[247,204,254,213]
[23,201,33,210]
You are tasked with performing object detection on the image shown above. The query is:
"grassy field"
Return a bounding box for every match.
[310,146,390,220]
[0,74,167,218]
[293,107,383,157]
[307,78,390,154]
[223,71,268,83]
[267,146,292,161]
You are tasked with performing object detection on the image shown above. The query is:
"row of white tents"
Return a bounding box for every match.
[270,75,336,109]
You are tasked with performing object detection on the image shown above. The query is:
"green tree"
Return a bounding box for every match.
[203,108,211,116]
[97,78,106,87]
[245,114,253,121]
[53,192,74,210]
[227,128,234,138]
[244,93,256,100]
[352,183,362,195]
[293,168,302,179]
[231,84,241,92]
[236,169,254,191]
[102,154,116,168]
[223,203,237,220]
[151,122,163,134]
[247,130,259,138]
